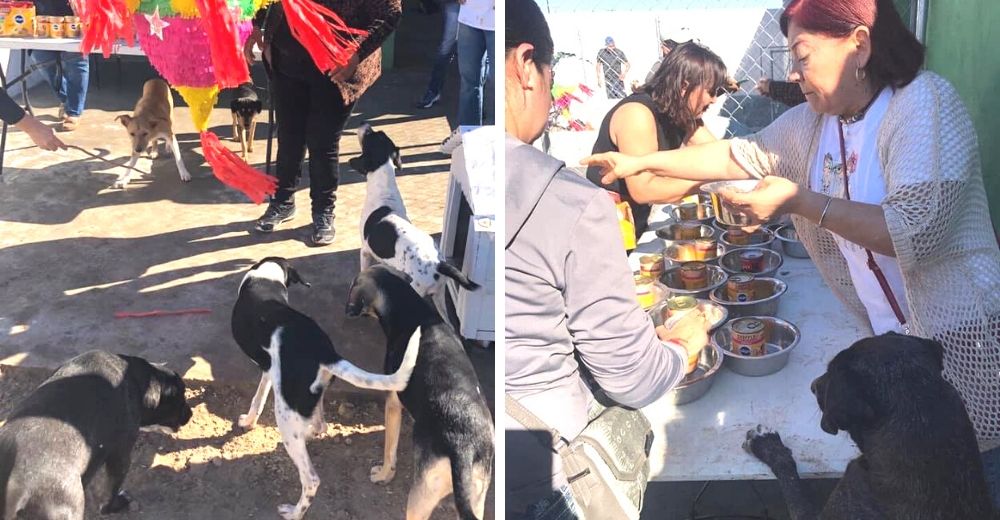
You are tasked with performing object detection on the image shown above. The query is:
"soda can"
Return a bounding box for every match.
[731,318,767,356]
[679,261,708,290]
[726,273,756,302]
[739,249,765,273]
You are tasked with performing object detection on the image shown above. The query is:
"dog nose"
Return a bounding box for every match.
[135,147,143,153]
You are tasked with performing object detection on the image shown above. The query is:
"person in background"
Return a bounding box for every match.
[644,38,680,84]
[596,36,629,99]
[587,42,728,240]
[246,0,401,246]
[505,1,711,516]
[415,0,460,109]
[584,0,1000,504]
[0,89,66,150]
[457,0,495,125]
[31,0,88,132]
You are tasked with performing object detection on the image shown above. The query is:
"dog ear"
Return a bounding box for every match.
[287,265,311,288]
[143,373,163,410]
[391,147,402,170]
[917,337,945,372]
[818,367,875,435]
[115,114,132,127]
[348,157,365,174]
[345,277,367,317]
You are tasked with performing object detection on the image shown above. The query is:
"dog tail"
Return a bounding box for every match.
[310,327,421,393]
[449,450,481,520]
[436,262,480,291]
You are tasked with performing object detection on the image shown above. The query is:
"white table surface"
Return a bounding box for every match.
[0,37,145,55]
[631,204,868,482]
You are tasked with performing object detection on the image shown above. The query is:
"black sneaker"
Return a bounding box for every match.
[311,212,335,245]
[254,202,296,233]
[415,92,441,109]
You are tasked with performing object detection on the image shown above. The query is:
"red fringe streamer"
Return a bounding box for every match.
[195,0,250,88]
[78,0,133,57]
[200,131,276,204]
[281,0,367,74]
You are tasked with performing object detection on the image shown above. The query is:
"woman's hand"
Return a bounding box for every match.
[756,78,770,96]
[244,28,263,66]
[579,151,645,185]
[720,175,801,225]
[327,52,360,83]
[16,115,66,151]
[656,310,710,361]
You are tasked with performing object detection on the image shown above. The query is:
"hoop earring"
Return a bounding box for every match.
[855,66,867,81]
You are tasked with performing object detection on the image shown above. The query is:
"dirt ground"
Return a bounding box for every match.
[0,364,495,519]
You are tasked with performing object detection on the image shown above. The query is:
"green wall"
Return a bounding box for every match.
[925,1,1000,230]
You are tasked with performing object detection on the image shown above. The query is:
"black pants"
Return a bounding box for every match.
[270,57,355,216]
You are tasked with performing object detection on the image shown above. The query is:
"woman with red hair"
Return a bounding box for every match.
[584,0,1000,503]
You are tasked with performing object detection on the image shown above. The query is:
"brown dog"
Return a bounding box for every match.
[230,83,261,159]
[114,78,190,189]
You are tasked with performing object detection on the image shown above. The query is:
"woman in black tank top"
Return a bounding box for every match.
[585,42,729,239]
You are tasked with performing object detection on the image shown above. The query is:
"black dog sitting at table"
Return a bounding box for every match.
[743,333,995,519]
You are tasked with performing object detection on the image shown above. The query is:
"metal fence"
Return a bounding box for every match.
[542,0,923,141]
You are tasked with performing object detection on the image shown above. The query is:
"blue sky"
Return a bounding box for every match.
[541,0,784,12]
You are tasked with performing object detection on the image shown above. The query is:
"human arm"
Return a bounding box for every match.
[328,0,402,81]
[687,124,717,145]
[595,57,604,88]
[563,192,708,408]
[581,140,752,185]
[620,53,630,80]
[0,91,65,151]
[611,103,702,204]
[757,79,806,107]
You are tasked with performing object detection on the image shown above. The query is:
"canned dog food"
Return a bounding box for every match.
[639,254,664,279]
[731,317,767,356]
[673,242,697,262]
[634,274,657,309]
[726,273,756,302]
[679,261,708,290]
[34,14,48,37]
[677,202,699,221]
[48,17,63,38]
[694,238,717,261]
[65,17,80,37]
[675,221,701,240]
[726,229,750,246]
[739,250,765,272]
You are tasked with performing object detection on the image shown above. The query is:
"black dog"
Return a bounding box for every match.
[0,350,192,519]
[230,82,262,159]
[232,257,421,520]
[346,265,493,519]
[744,333,996,519]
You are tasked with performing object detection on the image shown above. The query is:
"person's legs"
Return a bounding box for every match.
[456,22,486,127]
[482,29,495,125]
[304,73,354,245]
[417,1,459,108]
[981,446,1000,508]
[59,52,89,118]
[30,50,65,105]
[256,67,309,232]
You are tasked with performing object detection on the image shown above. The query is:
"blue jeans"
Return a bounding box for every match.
[982,446,1000,508]
[31,50,89,117]
[421,1,459,98]
[456,22,494,127]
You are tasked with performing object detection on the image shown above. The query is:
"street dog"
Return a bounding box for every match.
[230,82,262,159]
[346,265,494,520]
[0,350,192,519]
[232,257,422,520]
[114,78,191,188]
[350,123,480,296]
[743,333,996,519]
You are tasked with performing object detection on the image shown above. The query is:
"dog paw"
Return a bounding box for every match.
[179,171,192,182]
[100,490,132,514]
[370,464,396,484]
[237,414,257,430]
[306,421,326,440]
[112,179,129,189]
[277,503,302,520]
[743,425,792,463]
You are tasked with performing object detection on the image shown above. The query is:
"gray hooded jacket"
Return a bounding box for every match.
[505,134,685,510]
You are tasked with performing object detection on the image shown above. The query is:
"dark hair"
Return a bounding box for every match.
[505,0,554,68]
[780,0,924,90]
[641,41,727,139]
[662,39,680,51]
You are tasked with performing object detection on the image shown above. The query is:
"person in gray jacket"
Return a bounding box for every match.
[504,1,711,517]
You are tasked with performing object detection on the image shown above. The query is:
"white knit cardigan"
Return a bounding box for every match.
[731,71,1000,449]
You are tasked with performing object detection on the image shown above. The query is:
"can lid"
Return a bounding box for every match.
[667,295,697,310]
[732,317,765,333]
[729,273,755,283]
[639,254,663,264]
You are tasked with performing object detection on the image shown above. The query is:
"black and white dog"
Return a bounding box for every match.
[232,257,422,520]
[349,123,480,296]
[744,333,996,519]
[0,350,192,519]
[346,265,493,520]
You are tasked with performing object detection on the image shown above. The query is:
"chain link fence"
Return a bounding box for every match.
[541,0,921,157]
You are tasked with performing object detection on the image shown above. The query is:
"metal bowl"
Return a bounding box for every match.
[709,277,787,318]
[718,247,784,278]
[663,243,724,266]
[654,223,716,245]
[656,264,728,299]
[700,180,761,226]
[775,224,810,259]
[712,316,800,377]
[669,343,723,405]
[670,203,716,226]
[648,298,729,332]
[719,228,776,253]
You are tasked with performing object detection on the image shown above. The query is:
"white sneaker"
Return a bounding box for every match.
[439,128,462,155]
